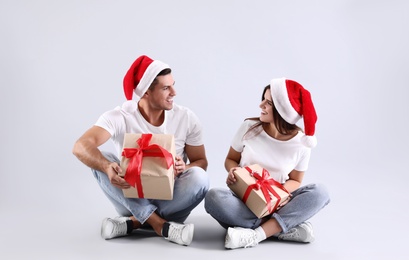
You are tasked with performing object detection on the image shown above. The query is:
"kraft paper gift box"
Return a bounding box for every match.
[119,133,175,200]
[228,164,290,218]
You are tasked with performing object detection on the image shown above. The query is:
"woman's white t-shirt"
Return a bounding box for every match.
[231,119,311,184]
[95,103,203,159]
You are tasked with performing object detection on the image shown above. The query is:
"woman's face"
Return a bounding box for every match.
[259,88,274,123]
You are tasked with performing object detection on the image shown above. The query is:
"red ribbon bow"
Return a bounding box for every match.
[122,134,174,198]
[242,166,289,214]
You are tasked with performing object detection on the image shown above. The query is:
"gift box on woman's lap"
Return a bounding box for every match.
[228,164,290,218]
[119,133,175,200]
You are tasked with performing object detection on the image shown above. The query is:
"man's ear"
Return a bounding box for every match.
[143,90,150,97]
[144,85,155,96]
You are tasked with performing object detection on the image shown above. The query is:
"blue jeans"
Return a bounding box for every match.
[204,183,330,233]
[92,152,209,224]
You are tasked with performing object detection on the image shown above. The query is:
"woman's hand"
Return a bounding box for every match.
[226,167,239,185]
[276,194,292,210]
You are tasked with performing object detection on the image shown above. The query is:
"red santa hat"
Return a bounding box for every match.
[121,55,170,112]
[270,78,318,148]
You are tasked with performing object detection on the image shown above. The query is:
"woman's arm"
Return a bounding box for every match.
[224,147,242,185]
[275,169,305,209]
[283,169,304,193]
[225,147,241,171]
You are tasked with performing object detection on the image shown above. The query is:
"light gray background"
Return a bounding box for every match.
[1,0,408,259]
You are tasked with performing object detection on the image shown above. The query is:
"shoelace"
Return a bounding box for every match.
[239,231,258,248]
[281,228,300,239]
[111,219,128,236]
[168,225,183,241]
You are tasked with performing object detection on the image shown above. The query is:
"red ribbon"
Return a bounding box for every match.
[242,166,289,215]
[122,134,174,198]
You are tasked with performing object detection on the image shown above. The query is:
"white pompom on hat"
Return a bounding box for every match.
[270,78,318,148]
[121,55,170,112]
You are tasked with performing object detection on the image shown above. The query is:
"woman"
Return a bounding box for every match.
[204,78,330,249]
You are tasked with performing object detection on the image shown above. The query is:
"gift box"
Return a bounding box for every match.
[119,133,175,200]
[228,164,290,218]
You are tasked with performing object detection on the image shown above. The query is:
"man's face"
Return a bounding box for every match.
[147,74,176,111]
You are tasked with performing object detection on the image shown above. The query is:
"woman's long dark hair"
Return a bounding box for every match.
[243,85,301,140]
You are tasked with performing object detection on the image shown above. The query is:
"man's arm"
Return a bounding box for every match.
[72,125,112,172]
[72,125,130,189]
[184,144,208,171]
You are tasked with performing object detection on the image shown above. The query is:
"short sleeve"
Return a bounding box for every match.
[230,120,252,152]
[185,110,204,146]
[294,147,311,171]
[94,107,125,138]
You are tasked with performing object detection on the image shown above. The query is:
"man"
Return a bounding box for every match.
[72,55,209,246]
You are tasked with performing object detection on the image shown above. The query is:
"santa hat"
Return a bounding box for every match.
[121,55,170,112]
[270,78,318,148]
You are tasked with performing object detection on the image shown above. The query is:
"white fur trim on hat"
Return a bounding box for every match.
[121,100,138,113]
[270,78,301,124]
[134,60,169,99]
[301,135,317,148]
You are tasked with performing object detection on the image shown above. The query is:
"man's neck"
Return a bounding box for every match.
[138,100,165,127]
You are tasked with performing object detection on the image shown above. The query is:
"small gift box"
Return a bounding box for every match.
[119,133,175,200]
[228,164,290,218]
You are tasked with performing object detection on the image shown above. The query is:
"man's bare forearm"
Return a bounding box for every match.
[73,140,111,174]
[186,158,208,171]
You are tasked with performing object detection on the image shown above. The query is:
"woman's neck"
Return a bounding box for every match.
[263,123,297,141]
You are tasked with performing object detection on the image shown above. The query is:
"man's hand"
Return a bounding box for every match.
[174,156,186,177]
[106,162,131,189]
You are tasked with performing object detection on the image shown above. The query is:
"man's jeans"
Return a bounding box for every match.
[92,152,209,224]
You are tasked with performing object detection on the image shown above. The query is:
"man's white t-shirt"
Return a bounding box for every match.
[95,103,203,160]
[231,119,311,184]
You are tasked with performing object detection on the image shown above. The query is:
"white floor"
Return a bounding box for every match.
[1,163,407,260]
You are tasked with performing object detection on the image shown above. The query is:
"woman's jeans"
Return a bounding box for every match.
[204,183,330,233]
[92,152,209,224]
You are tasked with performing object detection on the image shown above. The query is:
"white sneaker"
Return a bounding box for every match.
[164,222,194,246]
[278,222,315,243]
[225,227,258,249]
[101,217,130,240]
